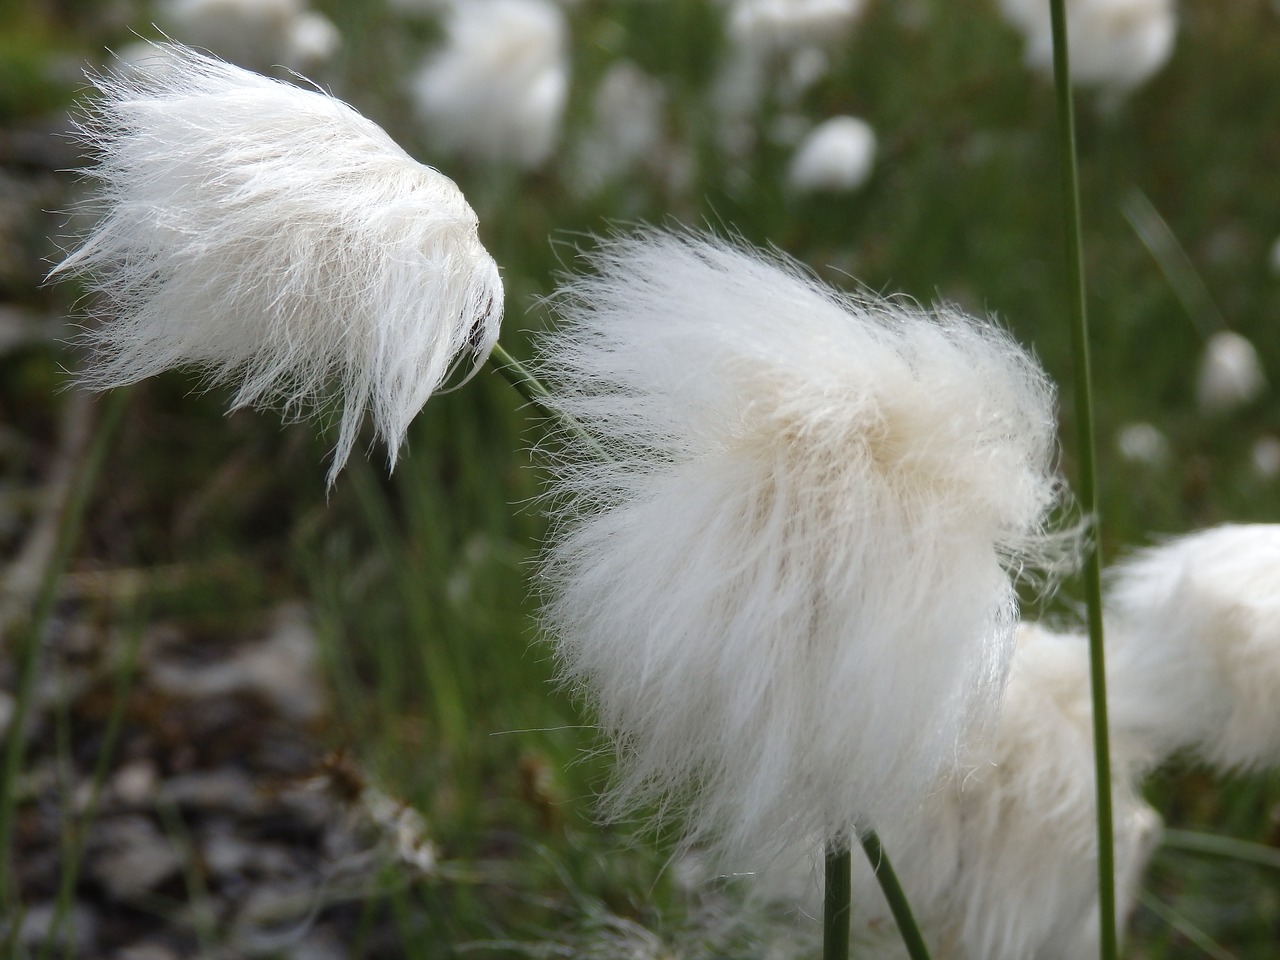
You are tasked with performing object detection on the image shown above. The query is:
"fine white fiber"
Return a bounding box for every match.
[1107,524,1280,771]
[999,0,1176,94]
[534,231,1072,863]
[410,0,569,170]
[751,623,1161,960]
[51,42,503,487]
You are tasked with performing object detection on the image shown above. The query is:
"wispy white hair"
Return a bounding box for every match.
[751,624,1161,960]
[411,0,569,170]
[51,43,503,486]
[535,231,1071,862]
[1107,523,1280,770]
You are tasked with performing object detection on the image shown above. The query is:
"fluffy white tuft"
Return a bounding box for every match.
[411,0,570,170]
[52,42,503,486]
[1196,330,1266,416]
[1107,524,1280,770]
[534,231,1071,861]
[999,0,1176,93]
[787,115,877,193]
[752,624,1161,960]
[728,0,867,53]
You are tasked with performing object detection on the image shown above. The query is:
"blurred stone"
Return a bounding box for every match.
[17,900,98,953]
[161,768,264,816]
[111,759,161,807]
[88,816,182,902]
[149,603,326,722]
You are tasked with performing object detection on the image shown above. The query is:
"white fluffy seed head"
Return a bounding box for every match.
[535,231,1073,862]
[1000,0,1176,93]
[411,0,569,170]
[787,115,877,193]
[52,42,503,487]
[1196,330,1267,416]
[748,623,1161,960]
[1107,524,1280,770]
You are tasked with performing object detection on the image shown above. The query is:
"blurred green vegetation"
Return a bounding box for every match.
[4,0,1280,956]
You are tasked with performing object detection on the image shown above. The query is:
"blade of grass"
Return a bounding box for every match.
[0,389,129,913]
[1138,891,1238,960]
[1161,828,1280,872]
[1121,189,1225,338]
[42,612,145,960]
[1045,4,1116,958]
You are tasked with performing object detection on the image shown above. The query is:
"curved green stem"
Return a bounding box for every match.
[1046,3,1117,958]
[488,341,608,461]
[861,831,932,960]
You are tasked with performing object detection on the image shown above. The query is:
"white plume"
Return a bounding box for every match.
[999,0,1176,94]
[534,231,1071,862]
[1107,523,1280,770]
[753,624,1162,960]
[411,0,569,170]
[51,42,503,486]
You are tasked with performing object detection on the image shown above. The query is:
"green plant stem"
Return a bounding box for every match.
[824,844,851,960]
[861,831,932,960]
[0,390,128,913]
[488,341,607,461]
[1046,3,1117,959]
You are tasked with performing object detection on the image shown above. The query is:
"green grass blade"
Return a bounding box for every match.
[1045,3,1117,958]
[0,389,129,914]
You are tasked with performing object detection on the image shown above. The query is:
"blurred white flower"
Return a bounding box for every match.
[1107,524,1280,771]
[52,43,503,486]
[535,232,1071,862]
[573,61,672,193]
[1253,436,1280,480]
[752,623,1161,960]
[1269,237,1280,275]
[1196,329,1266,416]
[1114,420,1170,467]
[999,0,1176,93]
[787,115,877,193]
[728,0,867,53]
[411,0,569,170]
[158,0,341,72]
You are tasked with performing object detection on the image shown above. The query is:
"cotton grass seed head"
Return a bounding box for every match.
[750,623,1161,960]
[411,0,569,170]
[51,42,503,487]
[1107,524,1280,770]
[535,231,1072,862]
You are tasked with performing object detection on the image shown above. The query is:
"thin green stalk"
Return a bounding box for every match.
[488,342,608,461]
[0,389,128,913]
[1046,3,1117,959]
[43,616,144,960]
[861,831,932,960]
[823,844,851,960]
